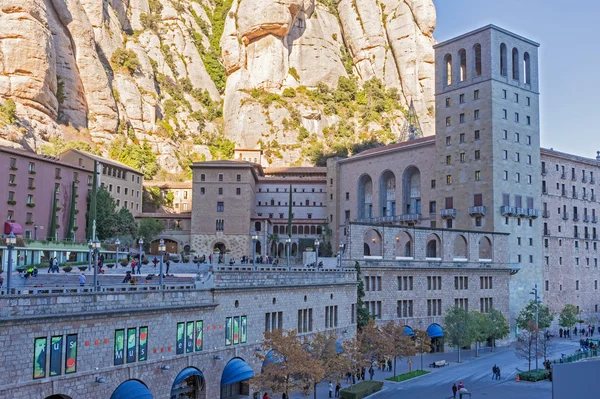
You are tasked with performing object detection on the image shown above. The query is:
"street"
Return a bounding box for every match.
[298,339,580,399]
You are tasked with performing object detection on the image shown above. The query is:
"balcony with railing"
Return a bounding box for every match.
[561,173,566,179]
[527,209,540,219]
[541,166,547,175]
[544,229,551,236]
[592,216,598,224]
[562,212,569,220]
[515,208,528,217]
[574,232,579,238]
[468,206,487,217]
[500,206,515,216]
[573,214,580,222]
[594,234,599,241]
[397,213,421,223]
[440,209,457,219]
[585,233,590,240]
[584,215,590,223]
[573,191,578,199]
[582,176,588,183]
[542,210,550,218]
[562,189,568,197]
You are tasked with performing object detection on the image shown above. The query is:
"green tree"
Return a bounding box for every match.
[66,181,76,240]
[413,329,432,370]
[40,137,98,157]
[110,140,159,179]
[115,207,138,238]
[444,306,475,362]
[110,48,140,75]
[382,321,414,376]
[487,308,510,352]
[355,261,371,330]
[309,333,351,399]
[558,304,579,330]
[0,99,17,123]
[48,186,59,240]
[515,320,542,371]
[471,310,490,357]
[138,218,164,251]
[94,188,118,240]
[517,300,554,330]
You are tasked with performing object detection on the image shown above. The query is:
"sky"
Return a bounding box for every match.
[433,0,600,159]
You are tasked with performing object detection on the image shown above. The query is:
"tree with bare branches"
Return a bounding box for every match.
[515,320,543,371]
[412,329,432,370]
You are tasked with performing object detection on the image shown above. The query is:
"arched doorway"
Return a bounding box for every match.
[425,233,441,258]
[426,324,444,353]
[214,243,226,254]
[255,241,262,256]
[395,231,413,258]
[453,235,468,260]
[363,229,383,257]
[379,170,396,218]
[221,357,254,398]
[150,239,178,255]
[357,174,373,220]
[291,243,298,257]
[479,236,492,261]
[110,379,153,399]
[402,166,421,217]
[171,367,205,399]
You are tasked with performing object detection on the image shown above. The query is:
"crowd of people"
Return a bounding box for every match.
[559,325,596,338]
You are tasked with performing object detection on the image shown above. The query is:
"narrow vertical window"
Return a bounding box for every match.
[445,54,452,85]
[523,52,531,84]
[458,49,467,82]
[512,48,519,80]
[473,43,482,76]
[500,43,507,76]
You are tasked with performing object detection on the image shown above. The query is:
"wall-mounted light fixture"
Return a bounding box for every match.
[95,377,106,384]
[213,355,223,360]
[372,238,376,243]
[396,236,400,241]
[161,365,171,371]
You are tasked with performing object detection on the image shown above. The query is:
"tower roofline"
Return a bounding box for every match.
[434,24,540,49]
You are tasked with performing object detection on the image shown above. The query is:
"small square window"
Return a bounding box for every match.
[514,93,519,103]
[445,136,451,146]
[459,94,465,104]
[446,117,451,126]
[474,110,480,120]
[217,202,224,212]
[503,150,508,160]
[526,116,531,126]
[459,133,465,143]
[236,174,241,182]
[236,187,241,195]
[516,173,521,183]
[475,216,482,227]
[515,113,520,123]
[431,180,436,189]
[502,90,507,99]
[200,174,206,182]
[446,175,452,185]
[474,90,479,100]
[446,155,452,165]
[503,170,508,180]
[218,187,223,195]
[515,133,520,143]
[502,109,507,119]
[474,150,480,160]
[460,153,466,163]
[459,113,465,123]
[345,192,350,200]
[445,98,451,107]
[503,130,508,140]
[475,171,481,181]
[200,187,205,195]
[218,174,224,182]
[474,130,480,140]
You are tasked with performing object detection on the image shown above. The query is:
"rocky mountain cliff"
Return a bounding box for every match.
[0,0,436,177]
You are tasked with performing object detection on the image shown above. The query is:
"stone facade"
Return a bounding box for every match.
[0,270,356,398]
[540,149,600,322]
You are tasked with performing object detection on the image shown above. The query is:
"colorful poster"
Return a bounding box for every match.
[65,335,77,373]
[241,315,247,344]
[233,317,240,344]
[225,317,232,346]
[176,323,185,354]
[127,328,136,363]
[186,321,194,353]
[138,327,148,361]
[195,321,203,352]
[49,336,63,377]
[114,330,124,366]
[33,337,47,379]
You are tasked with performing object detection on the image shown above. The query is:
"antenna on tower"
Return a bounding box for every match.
[400,99,424,142]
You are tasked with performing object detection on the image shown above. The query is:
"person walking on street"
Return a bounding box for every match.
[136,261,142,274]
[492,365,497,379]
[130,260,136,275]
[328,381,333,398]
[79,273,86,286]
[335,381,341,398]
[0,274,4,288]
[262,393,269,399]
[48,258,53,273]
[496,366,501,380]
[166,259,171,275]
[368,366,375,381]
[452,383,457,399]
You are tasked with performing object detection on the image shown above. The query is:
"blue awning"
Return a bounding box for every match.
[172,367,204,388]
[426,324,444,338]
[110,380,153,399]
[221,358,255,386]
[403,325,415,337]
[262,350,284,369]
[335,340,343,354]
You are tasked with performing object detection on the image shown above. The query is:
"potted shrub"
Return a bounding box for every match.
[106,263,115,269]
[63,264,73,273]
[78,265,88,272]
[16,265,28,273]
[141,256,149,265]
[171,256,180,263]
[119,258,129,267]
[183,256,190,263]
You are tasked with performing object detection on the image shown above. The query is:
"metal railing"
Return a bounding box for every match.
[527,209,540,218]
[542,210,550,218]
[515,208,528,217]
[562,212,569,220]
[440,209,457,218]
[468,206,487,216]
[500,206,515,216]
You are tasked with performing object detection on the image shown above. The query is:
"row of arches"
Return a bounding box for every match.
[362,229,493,261]
[272,225,323,235]
[43,359,254,399]
[444,43,531,85]
[357,166,421,220]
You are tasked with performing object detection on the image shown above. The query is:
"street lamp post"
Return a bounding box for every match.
[5,230,16,293]
[115,238,120,268]
[338,242,344,268]
[34,224,38,241]
[88,240,93,278]
[158,239,166,289]
[530,284,540,371]
[314,238,320,269]
[138,238,144,266]
[93,239,101,291]
[251,234,258,270]
[286,238,291,268]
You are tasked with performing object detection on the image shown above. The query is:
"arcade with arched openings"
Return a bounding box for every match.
[425,233,441,258]
[171,367,205,399]
[220,357,254,398]
[110,379,153,399]
[395,231,413,259]
[363,229,383,257]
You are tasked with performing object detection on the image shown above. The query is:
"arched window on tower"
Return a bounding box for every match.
[523,52,531,84]
[458,49,467,82]
[473,44,482,77]
[500,43,507,77]
[512,48,519,81]
[444,54,452,86]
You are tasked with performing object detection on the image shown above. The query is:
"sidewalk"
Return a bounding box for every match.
[285,346,509,399]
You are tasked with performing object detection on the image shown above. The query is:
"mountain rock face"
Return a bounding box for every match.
[0,0,436,174]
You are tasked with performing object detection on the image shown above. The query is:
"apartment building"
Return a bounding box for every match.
[541,149,600,318]
[60,149,143,213]
[0,146,92,241]
[143,181,193,213]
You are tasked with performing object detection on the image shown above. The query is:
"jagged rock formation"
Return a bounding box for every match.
[0,0,436,173]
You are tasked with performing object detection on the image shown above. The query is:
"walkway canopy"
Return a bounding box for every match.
[221,358,255,387]
[426,324,444,339]
[262,350,283,369]
[110,380,153,399]
[172,367,204,387]
[403,326,415,337]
